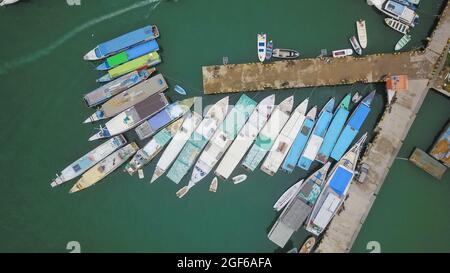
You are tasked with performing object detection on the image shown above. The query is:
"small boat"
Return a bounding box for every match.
[282,106,317,173]
[88,93,169,141]
[84,73,168,123]
[370,0,419,26]
[297,98,335,171]
[242,96,294,172]
[97,52,161,83]
[273,180,304,212]
[138,169,144,179]
[331,91,375,161]
[349,36,362,55]
[174,85,187,95]
[232,174,247,184]
[134,97,196,140]
[356,20,368,49]
[69,143,140,193]
[215,95,276,180]
[332,49,353,58]
[83,25,159,61]
[266,40,273,60]
[394,34,411,51]
[83,68,155,108]
[168,97,229,185]
[151,111,203,183]
[209,177,218,192]
[384,18,410,34]
[96,40,159,71]
[124,118,184,175]
[0,0,20,6]
[272,48,300,59]
[305,134,367,236]
[352,92,362,103]
[257,33,267,62]
[261,98,309,176]
[50,135,127,187]
[299,237,316,253]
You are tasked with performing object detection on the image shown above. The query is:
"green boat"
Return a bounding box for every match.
[394,34,411,51]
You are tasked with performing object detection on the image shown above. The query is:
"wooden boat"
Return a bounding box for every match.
[215,95,276,180]
[299,237,316,253]
[261,98,309,176]
[266,40,273,60]
[352,92,362,103]
[0,0,20,6]
[356,20,368,49]
[332,49,353,58]
[232,174,247,184]
[83,68,155,108]
[174,85,187,95]
[370,0,419,26]
[395,34,411,50]
[51,135,127,187]
[83,25,159,61]
[349,36,362,55]
[184,95,257,196]
[97,52,161,83]
[257,33,267,62]
[151,112,203,183]
[298,98,335,171]
[84,73,168,123]
[124,118,184,175]
[272,48,300,59]
[385,18,410,34]
[209,177,218,192]
[282,107,317,173]
[168,97,229,186]
[87,93,169,141]
[305,134,367,236]
[273,180,304,212]
[242,96,294,172]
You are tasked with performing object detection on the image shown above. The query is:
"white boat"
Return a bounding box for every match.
[273,180,304,212]
[356,20,368,49]
[305,133,367,236]
[51,135,127,187]
[232,174,247,184]
[138,169,144,179]
[385,18,410,34]
[394,33,411,51]
[349,36,362,55]
[369,0,419,26]
[209,177,218,192]
[272,48,300,59]
[352,92,363,103]
[257,33,267,62]
[261,98,309,176]
[332,49,353,58]
[0,0,19,6]
[214,95,276,180]
[150,111,203,183]
[242,96,294,172]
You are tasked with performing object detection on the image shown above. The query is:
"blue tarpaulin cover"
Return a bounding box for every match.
[329,167,352,196]
[97,26,155,58]
[347,104,370,130]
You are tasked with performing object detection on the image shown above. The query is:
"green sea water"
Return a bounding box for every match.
[0,0,448,252]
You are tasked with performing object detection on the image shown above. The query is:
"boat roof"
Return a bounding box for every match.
[134,93,169,120]
[97,25,155,57]
[108,52,160,78]
[222,95,257,139]
[329,166,353,196]
[348,103,370,130]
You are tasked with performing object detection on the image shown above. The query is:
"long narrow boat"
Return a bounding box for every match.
[299,237,316,253]
[384,18,410,34]
[261,98,309,176]
[332,49,353,58]
[84,73,168,123]
[50,135,127,187]
[0,0,20,6]
[88,93,169,141]
[266,40,273,60]
[305,134,367,236]
[297,98,335,171]
[330,91,375,161]
[96,40,160,71]
[134,97,196,140]
[272,48,300,59]
[273,180,304,212]
[370,0,419,26]
[349,36,362,55]
[242,96,294,172]
[97,52,161,83]
[167,97,229,185]
[151,112,203,183]
[316,94,351,164]
[394,34,411,51]
[356,20,368,49]
[83,25,159,61]
[83,68,156,108]
[281,106,317,173]
[257,33,267,62]
[267,162,331,247]
[69,143,140,193]
[214,95,276,180]
[180,95,257,197]
[124,118,184,175]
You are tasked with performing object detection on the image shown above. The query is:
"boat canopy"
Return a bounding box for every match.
[329,167,353,196]
[97,26,155,57]
[348,104,370,130]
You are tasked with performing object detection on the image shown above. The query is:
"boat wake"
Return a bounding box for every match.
[0,0,162,76]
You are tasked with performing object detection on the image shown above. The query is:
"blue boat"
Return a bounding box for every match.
[281,106,317,173]
[96,40,160,71]
[297,98,335,171]
[330,91,375,161]
[83,25,159,61]
[315,94,351,164]
[174,85,187,95]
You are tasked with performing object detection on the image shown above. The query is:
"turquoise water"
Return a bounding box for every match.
[0,0,448,252]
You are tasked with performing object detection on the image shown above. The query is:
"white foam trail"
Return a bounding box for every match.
[0,0,161,75]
